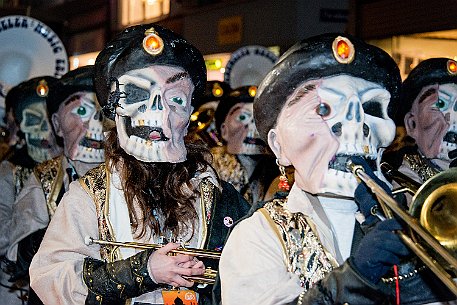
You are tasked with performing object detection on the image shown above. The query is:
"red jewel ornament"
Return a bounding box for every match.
[332,36,355,64]
[447,60,457,75]
[143,27,164,56]
[278,175,290,192]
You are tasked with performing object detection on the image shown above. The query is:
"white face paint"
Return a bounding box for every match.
[114,65,194,163]
[53,92,104,163]
[221,103,266,155]
[317,75,395,196]
[20,101,61,162]
[436,83,457,162]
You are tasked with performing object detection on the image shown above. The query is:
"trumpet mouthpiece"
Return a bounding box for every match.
[84,236,93,246]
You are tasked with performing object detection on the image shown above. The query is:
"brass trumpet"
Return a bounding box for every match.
[85,236,219,284]
[346,160,457,296]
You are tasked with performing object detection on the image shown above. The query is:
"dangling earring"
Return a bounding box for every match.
[276,159,290,192]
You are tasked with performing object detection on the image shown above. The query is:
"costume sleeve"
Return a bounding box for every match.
[83,249,160,304]
[29,181,101,305]
[7,172,50,262]
[0,161,15,256]
[219,211,388,305]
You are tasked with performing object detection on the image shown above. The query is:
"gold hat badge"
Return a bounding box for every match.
[332,36,355,64]
[143,27,164,56]
[36,79,49,97]
[447,59,457,75]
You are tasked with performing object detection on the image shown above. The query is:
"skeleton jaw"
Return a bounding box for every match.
[321,145,378,197]
[74,131,104,163]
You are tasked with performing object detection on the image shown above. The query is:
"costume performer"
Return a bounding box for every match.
[29,24,249,305]
[219,33,455,305]
[211,86,278,204]
[0,76,61,305]
[389,58,457,183]
[6,66,105,304]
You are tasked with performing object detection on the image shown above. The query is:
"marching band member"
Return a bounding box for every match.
[0,76,61,304]
[389,58,457,183]
[211,85,279,205]
[29,23,249,305]
[219,33,455,305]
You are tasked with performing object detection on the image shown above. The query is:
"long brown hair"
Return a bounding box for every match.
[104,127,213,239]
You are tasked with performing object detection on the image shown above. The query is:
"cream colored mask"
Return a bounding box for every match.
[114,65,194,163]
[269,75,395,196]
[52,91,104,163]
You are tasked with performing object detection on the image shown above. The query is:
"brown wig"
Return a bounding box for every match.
[104,127,213,239]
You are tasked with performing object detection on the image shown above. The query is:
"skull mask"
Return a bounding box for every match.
[399,58,457,166]
[20,101,60,162]
[94,24,206,163]
[318,75,395,196]
[254,34,401,196]
[114,65,194,162]
[52,91,104,163]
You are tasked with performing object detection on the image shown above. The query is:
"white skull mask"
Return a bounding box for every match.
[221,103,266,155]
[53,92,104,163]
[20,101,60,162]
[114,65,194,163]
[436,83,457,162]
[317,75,395,196]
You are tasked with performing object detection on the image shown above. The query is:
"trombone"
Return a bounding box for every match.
[346,160,457,296]
[85,236,219,284]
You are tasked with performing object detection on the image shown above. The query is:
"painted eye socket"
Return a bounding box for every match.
[24,113,42,126]
[170,96,186,107]
[315,102,331,117]
[363,100,384,118]
[434,98,449,111]
[124,84,149,104]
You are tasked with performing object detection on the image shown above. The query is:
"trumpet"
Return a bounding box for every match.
[346,160,457,296]
[85,236,219,284]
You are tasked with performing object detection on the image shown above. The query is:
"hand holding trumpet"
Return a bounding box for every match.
[148,242,205,288]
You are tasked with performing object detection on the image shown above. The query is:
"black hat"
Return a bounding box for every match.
[94,23,206,120]
[46,65,95,117]
[394,57,457,126]
[254,33,402,142]
[215,85,257,135]
[5,76,57,124]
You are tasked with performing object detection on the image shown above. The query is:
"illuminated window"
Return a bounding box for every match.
[121,0,170,26]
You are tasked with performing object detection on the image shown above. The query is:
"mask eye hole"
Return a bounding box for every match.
[316,102,331,117]
[24,112,42,126]
[362,100,384,118]
[124,84,150,104]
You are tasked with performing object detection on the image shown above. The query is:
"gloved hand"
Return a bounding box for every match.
[350,156,391,225]
[351,218,410,284]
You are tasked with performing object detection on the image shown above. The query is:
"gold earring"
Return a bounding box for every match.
[276,159,290,192]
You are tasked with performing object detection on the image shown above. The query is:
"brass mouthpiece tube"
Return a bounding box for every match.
[85,236,221,259]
